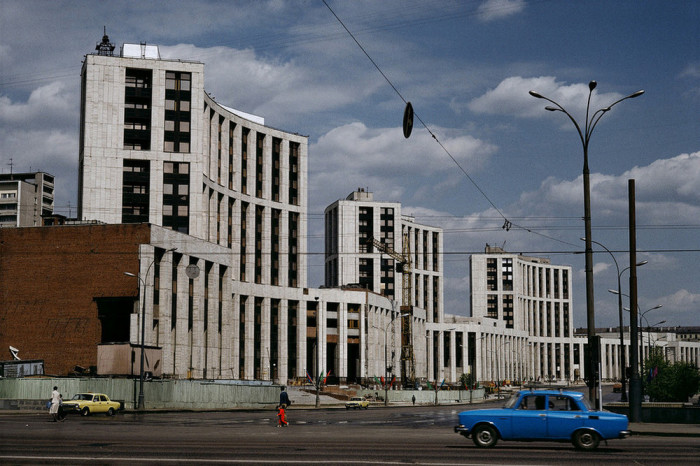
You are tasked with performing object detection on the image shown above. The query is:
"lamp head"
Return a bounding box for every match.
[589,81,597,91]
[629,90,645,98]
[529,90,544,99]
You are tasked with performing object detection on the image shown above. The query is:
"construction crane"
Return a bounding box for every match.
[366,234,415,386]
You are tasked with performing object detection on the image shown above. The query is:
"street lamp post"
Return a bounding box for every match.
[530,81,644,408]
[587,238,647,402]
[124,247,176,410]
[619,302,663,394]
[644,319,666,362]
[638,306,663,376]
[314,297,320,408]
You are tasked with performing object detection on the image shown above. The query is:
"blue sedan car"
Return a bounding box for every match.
[455,389,630,450]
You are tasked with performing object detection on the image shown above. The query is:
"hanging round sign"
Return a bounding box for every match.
[403,101,413,139]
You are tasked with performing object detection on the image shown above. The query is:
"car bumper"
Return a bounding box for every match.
[61,405,82,413]
[454,425,471,435]
[618,430,631,439]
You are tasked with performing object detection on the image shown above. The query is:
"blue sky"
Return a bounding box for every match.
[1,0,699,327]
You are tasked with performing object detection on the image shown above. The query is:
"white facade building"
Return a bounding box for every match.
[324,189,440,382]
[76,36,699,388]
[78,39,412,385]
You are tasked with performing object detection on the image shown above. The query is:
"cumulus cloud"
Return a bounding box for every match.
[477,0,526,22]
[0,81,76,128]
[308,122,498,210]
[469,76,627,120]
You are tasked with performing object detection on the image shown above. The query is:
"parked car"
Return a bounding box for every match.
[61,393,121,416]
[345,397,369,409]
[612,383,622,393]
[454,389,630,450]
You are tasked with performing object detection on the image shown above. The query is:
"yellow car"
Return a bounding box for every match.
[61,393,121,416]
[345,397,369,409]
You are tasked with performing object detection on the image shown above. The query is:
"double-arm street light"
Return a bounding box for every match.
[125,247,177,410]
[614,295,663,375]
[644,319,666,361]
[585,237,647,402]
[530,81,644,408]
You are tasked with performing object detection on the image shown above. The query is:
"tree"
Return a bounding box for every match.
[460,372,476,390]
[643,348,700,402]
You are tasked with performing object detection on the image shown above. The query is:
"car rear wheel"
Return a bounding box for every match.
[472,424,498,448]
[107,407,115,416]
[80,407,90,417]
[572,430,600,450]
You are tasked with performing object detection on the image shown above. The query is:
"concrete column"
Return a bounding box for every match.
[261,297,271,380]
[244,297,255,380]
[191,258,206,379]
[278,300,289,384]
[297,300,307,380]
[338,301,347,382]
[230,293,240,379]
[205,263,220,379]
[158,250,174,375]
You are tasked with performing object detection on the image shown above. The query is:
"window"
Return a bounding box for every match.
[122,159,150,223]
[164,71,191,153]
[162,161,190,234]
[124,68,152,150]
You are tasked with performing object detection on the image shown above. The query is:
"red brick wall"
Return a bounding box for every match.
[0,224,151,375]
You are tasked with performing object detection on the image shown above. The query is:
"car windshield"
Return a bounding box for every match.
[71,394,93,401]
[503,393,519,409]
[579,397,592,411]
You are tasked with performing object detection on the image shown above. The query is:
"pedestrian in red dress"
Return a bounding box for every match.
[277,404,288,427]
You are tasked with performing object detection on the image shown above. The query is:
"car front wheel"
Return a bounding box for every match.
[572,430,600,450]
[472,424,498,448]
[80,407,90,416]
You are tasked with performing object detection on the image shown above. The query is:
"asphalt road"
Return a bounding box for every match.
[1,405,698,465]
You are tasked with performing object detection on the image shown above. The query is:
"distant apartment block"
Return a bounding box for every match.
[0,172,54,227]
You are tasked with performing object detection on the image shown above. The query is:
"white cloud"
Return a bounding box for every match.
[160,44,381,126]
[0,81,76,127]
[659,289,700,309]
[680,63,700,79]
[477,0,526,22]
[469,76,626,120]
[308,122,498,211]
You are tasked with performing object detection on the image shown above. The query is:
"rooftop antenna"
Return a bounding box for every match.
[96,26,115,56]
[7,157,13,177]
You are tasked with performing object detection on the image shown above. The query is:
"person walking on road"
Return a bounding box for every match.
[276,405,288,427]
[280,386,291,408]
[49,386,63,422]
[279,386,291,426]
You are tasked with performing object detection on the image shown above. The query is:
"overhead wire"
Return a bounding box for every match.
[321,0,578,249]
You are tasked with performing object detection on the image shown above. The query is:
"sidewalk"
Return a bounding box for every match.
[628,422,700,437]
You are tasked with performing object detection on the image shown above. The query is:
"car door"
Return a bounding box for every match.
[93,395,105,413]
[546,395,584,439]
[511,394,547,439]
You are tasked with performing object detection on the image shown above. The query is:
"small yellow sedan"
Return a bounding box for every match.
[62,393,121,416]
[345,397,369,409]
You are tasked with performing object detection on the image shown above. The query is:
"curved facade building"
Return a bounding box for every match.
[76,42,417,384]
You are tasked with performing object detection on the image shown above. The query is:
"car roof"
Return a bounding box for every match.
[517,389,584,399]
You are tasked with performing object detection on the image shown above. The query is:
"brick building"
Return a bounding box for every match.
[0,224,147,375]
